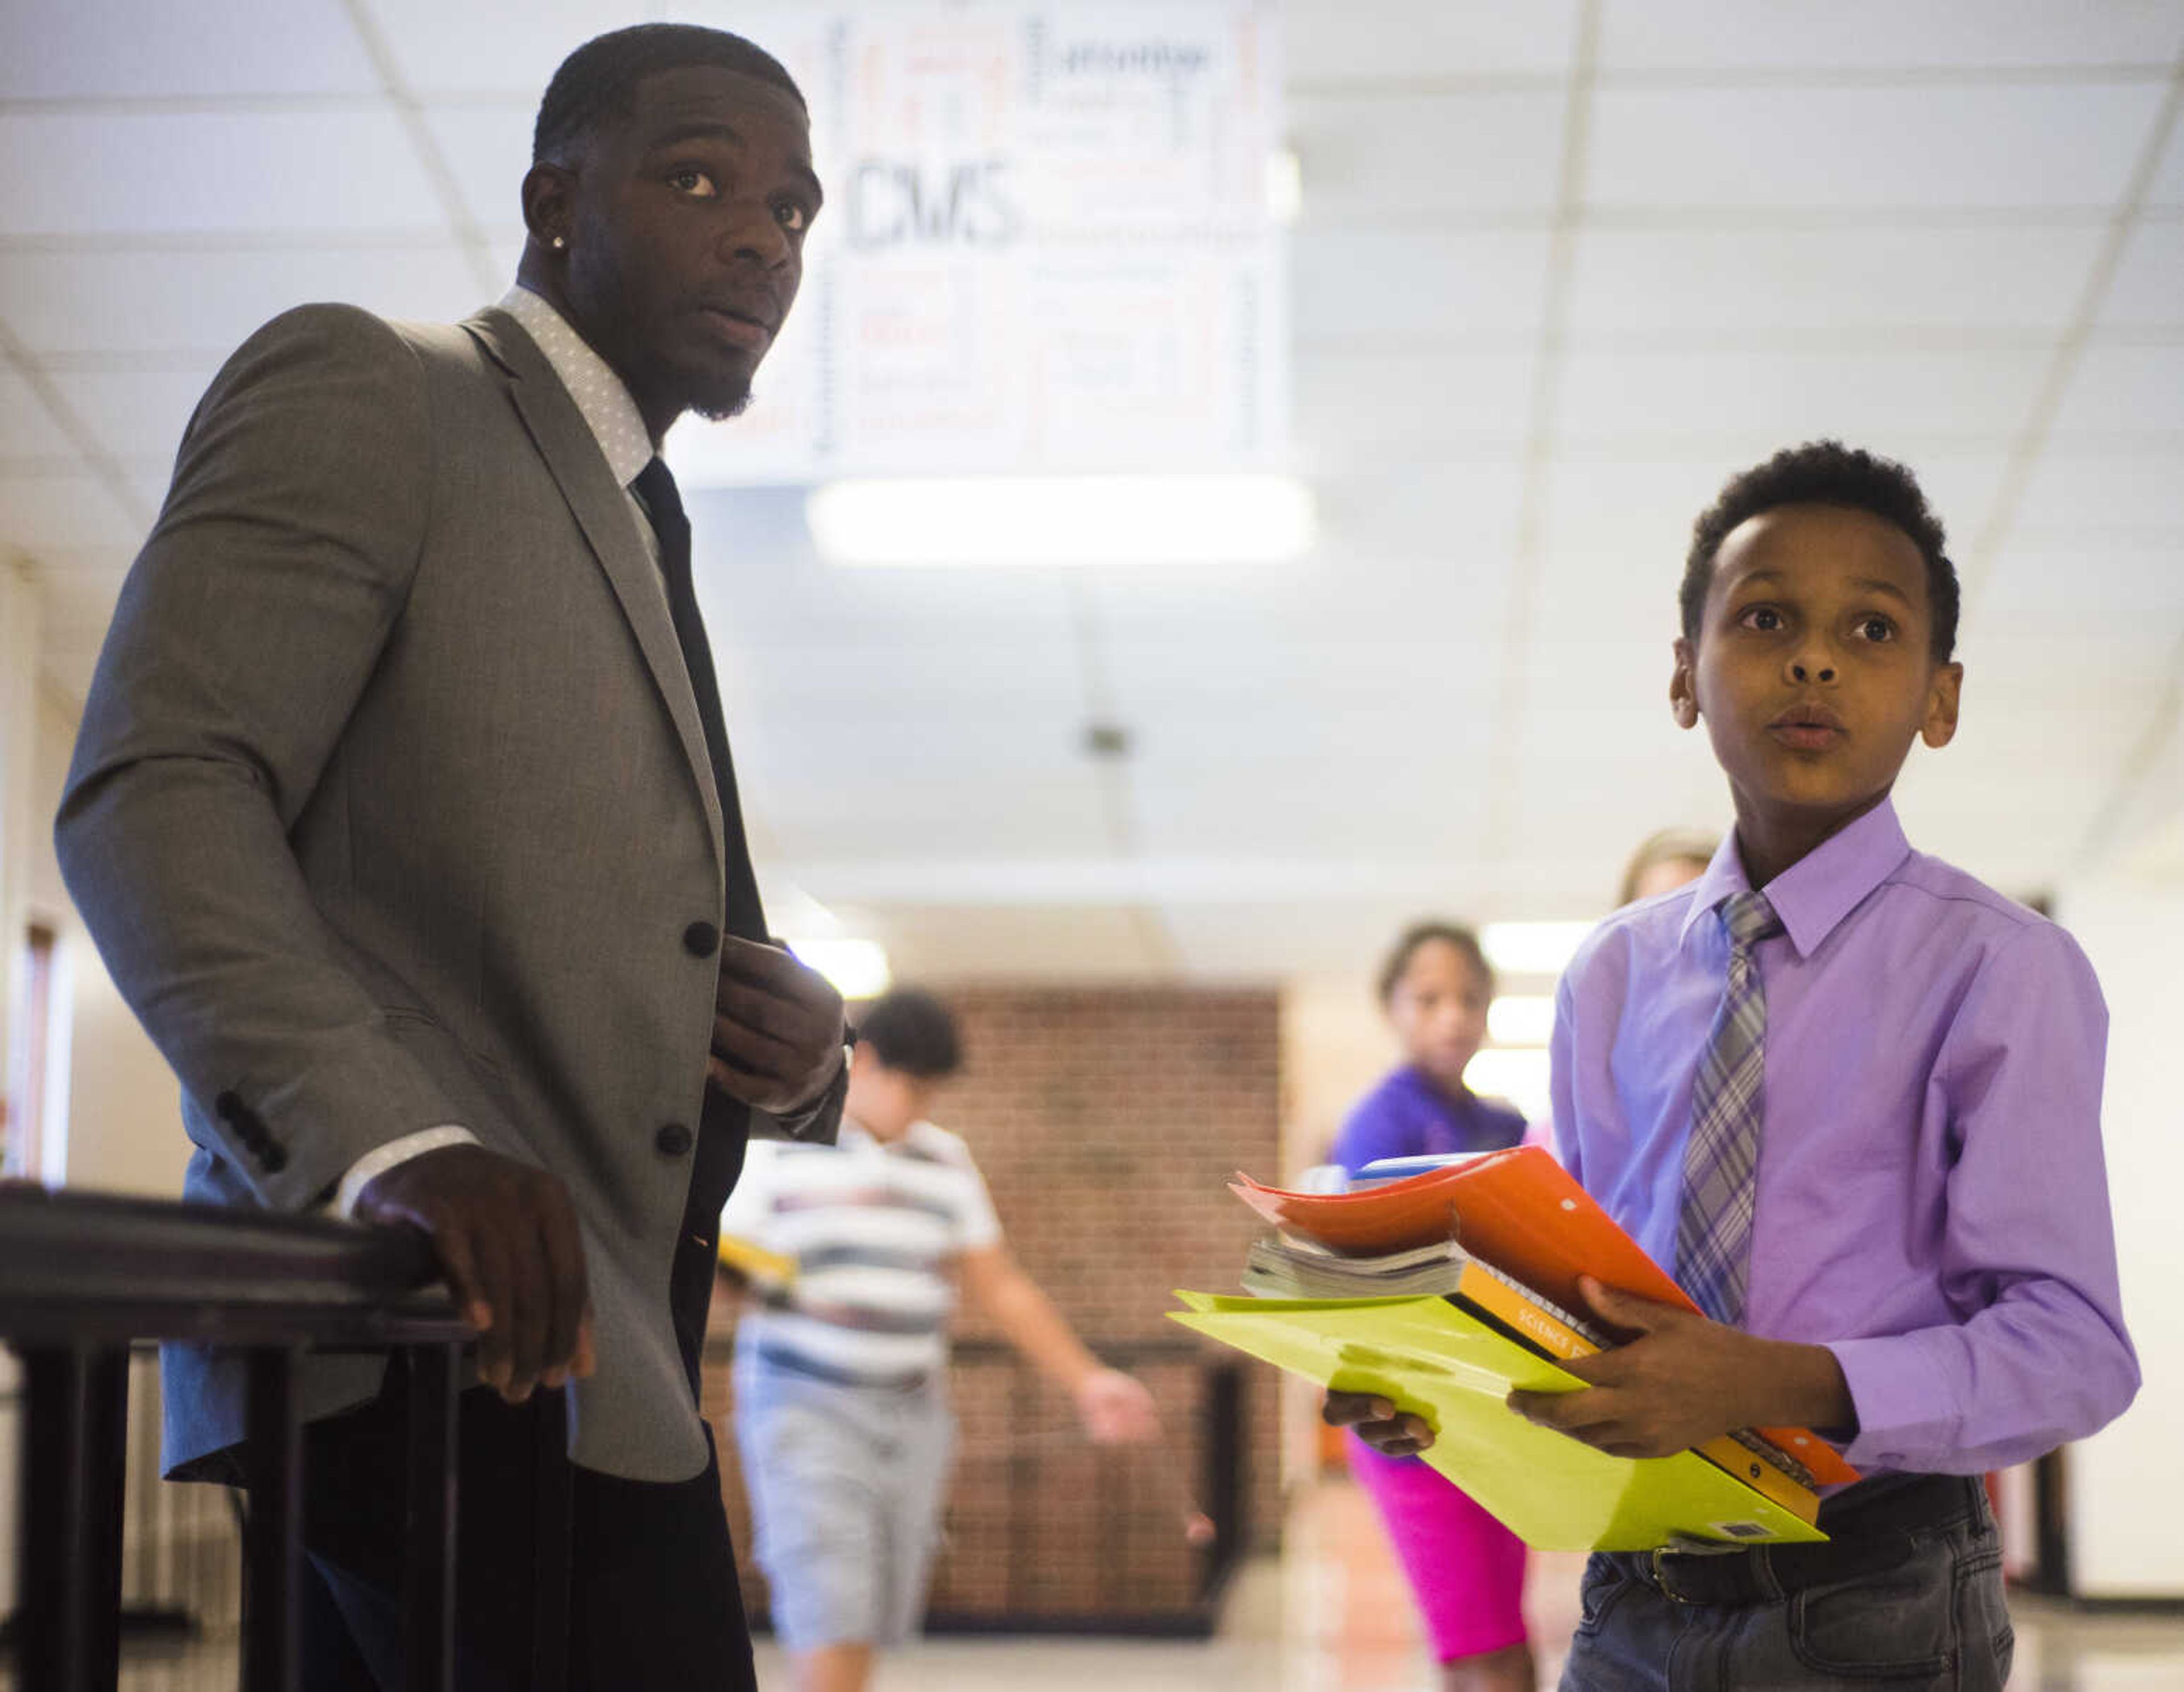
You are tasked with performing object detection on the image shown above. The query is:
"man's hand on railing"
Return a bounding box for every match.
[353,1144,595,1404]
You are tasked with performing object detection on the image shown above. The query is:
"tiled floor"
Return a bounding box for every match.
[17,1476,2184,1689]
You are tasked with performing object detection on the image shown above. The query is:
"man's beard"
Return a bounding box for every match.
[690,377,755,422]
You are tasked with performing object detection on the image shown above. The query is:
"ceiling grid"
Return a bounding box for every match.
[2,0,2180,981]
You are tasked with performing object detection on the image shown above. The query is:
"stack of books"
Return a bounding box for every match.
[1170,1145,1858,1552]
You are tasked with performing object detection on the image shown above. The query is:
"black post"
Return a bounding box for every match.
[242,1345,303,1692]
[402,1342,460,1692]
[2032,1447,2073,1598]
[528,1383,572,1692]
[16,1345,129,1691]
[1200,1362,1245,1602]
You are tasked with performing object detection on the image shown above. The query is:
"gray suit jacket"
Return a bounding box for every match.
[57,303,834,1483]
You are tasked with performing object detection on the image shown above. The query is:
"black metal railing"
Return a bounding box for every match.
[0,1184,470,1692]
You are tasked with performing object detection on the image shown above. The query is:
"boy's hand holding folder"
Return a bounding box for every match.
[1503,1275,1855,1462]
[1173,1145,1858,1552]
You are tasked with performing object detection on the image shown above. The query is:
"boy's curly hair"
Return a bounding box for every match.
[1681,441,1959,662]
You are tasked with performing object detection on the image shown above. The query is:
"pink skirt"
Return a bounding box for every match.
[1345,1433,1528,1662]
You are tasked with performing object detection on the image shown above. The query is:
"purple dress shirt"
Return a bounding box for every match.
[1552,799,2137,1476]
[1332,1066,1528,1179]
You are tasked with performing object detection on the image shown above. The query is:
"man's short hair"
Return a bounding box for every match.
[533,23,805,164]
[1681,440,1960,663]
[855,988,962,1079]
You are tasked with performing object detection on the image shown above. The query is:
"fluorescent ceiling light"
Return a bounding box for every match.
[807,475,1316,566]
[1487,994,1556,1048]
[785,937,892,1001]
[1265,147,1302,224]
[1480,921,1597,978]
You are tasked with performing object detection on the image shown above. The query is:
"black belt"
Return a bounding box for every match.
[1616,1473,1989,1608]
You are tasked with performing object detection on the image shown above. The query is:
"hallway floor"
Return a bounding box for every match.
[17,1475,2183,1689]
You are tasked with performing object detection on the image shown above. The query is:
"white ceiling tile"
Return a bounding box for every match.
[416,103,534,235]
[1978,545,2184,628]
[734,694,1090,784]
[0,0,379,100]
[750,773,1112,862]
[361,1,647,98]
[1599,1,2184,72]
[1130,759,1490,861]
[1919,701,2146,805]
[1554,347,2048,444]
[1283,0,1582,81]
[1316,458,1530,570]
[2007,451,2184,538]
[1543,455,1742,566]
[46,367,221,463]
[1568,225,2105,335]
[1076,529,1519,646]
[1289,90,1567,217]
[1294,349,1537,464]
[2101,221,2184,326]
[0,370,74,458]
[0,245,487,357]
[2152,125,2184,206]
[0,470,143,552]
[1293,227,1552,341]
[1587,84,2166,210]
[0,111,444,236]
[723,629,1079,724]
[1963,629,2181,710]
[861,904,1165,984]
[2050,345,2184,436]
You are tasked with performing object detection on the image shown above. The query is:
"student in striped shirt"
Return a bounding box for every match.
[719,987,1160,1692]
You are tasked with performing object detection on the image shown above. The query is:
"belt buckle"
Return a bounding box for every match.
[1648,1548,1695,1604]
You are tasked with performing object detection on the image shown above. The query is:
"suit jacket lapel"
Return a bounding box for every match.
[462,309,728,876]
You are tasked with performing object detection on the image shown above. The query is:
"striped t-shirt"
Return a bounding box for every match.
[721,1118,1003,1386]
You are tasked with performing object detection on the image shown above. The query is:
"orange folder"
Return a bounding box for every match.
[1230,1145,1860,1489]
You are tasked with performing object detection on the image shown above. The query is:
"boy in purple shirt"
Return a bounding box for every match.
[1332,441,2137,1690]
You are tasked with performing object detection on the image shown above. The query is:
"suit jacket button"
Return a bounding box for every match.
[684,921,720,958]
[655,1122,693,1157]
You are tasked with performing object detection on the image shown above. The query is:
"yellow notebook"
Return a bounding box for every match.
[1169,1290,1827,1553]
[716,1232,796,1288]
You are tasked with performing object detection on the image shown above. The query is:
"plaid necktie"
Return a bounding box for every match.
[1674,890,1785,1325]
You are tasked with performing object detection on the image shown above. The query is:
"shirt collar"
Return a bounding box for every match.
[1677,797,1913,959]
[497,284,655,490]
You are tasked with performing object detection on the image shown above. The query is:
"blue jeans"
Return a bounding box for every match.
[1560,1481,2012,1690]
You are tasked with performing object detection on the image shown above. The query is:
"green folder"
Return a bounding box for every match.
[1170,1290,1827,1553]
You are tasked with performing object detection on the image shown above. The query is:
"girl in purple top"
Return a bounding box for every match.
[1331,922,1534,1692]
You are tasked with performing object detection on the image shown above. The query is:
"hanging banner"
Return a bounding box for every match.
[671,0,1285,483]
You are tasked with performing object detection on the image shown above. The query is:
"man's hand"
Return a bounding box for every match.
[708,937,845,1114]
[352,1144,594,1405]
[1322,1390,1436,1457]
[1504,1276,1852,1458]
[1074,1367,1161,1445]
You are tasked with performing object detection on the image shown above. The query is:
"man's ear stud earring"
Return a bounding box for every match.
[551,235,567,250]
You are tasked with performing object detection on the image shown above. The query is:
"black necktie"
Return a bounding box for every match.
[631,456,766,942]
[635,456,766,1387]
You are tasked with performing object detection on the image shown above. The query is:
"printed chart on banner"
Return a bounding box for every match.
[671,1,1287,485]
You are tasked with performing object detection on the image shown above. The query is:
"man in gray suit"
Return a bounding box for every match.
[56,24,842,1690]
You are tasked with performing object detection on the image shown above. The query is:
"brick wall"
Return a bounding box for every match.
[706,984,1283,1629]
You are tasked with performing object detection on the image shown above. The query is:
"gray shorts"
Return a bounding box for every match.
[731,1353,955,1651]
